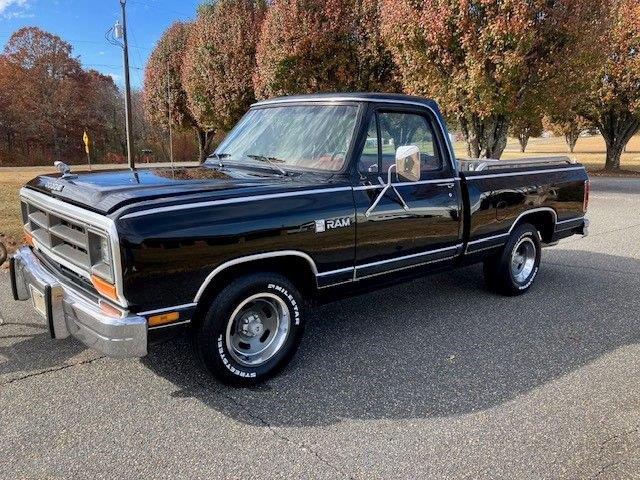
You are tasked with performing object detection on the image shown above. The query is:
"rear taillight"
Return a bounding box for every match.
[583,179,589,213]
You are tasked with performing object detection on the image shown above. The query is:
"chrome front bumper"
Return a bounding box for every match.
[10,247,147,357]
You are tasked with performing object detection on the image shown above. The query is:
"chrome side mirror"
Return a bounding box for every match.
[395,145,421,183]
[365,148,419,217]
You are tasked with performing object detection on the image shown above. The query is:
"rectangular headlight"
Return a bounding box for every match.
[89,232,114,282]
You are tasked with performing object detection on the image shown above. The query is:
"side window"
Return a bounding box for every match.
[377,112,443,174]
[358,116,379,175]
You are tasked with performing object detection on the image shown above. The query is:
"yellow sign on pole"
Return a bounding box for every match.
[83,130,90,154]
[83,130,92,171]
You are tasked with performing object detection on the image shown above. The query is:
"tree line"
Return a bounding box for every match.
[0,27,197,167]
[1,0,638,171]
[145,0,640,171]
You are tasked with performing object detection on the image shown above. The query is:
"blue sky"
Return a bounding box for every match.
[0,0,200,88]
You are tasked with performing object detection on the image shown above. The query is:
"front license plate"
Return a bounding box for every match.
[29,285,47,319]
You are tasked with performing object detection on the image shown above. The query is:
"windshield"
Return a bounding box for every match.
[209,104,359,172]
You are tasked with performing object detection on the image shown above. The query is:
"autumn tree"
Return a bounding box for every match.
[4,28,79,154]
[576,0,640,170]
[254,0,399,99]
[380,0,602,159]
[2,27,91,162]
[90,71,127,158]
[0,26,191,167]
[182,0,266,161]
[0,56,22,159]
[510,114,543,153]
[143,22,200,153]
[543,114,591,153]
[353,0,400,93]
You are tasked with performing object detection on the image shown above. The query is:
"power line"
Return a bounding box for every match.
[0,33,151,51]
[84,63,143,70]
[127,0,192,17]
[127,22,147,88]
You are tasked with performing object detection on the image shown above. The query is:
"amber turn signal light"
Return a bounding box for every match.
[24,231,34,247]
[148,311,179,327]
[91,275,118,301]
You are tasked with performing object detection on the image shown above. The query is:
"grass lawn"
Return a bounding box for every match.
[1,169,47,257]
[453,134,640,171]
[0,135,638,260]
[0,165,125,263]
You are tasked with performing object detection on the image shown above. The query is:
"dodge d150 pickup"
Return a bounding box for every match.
[9,93,589,385]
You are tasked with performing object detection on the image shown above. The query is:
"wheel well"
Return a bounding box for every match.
[191,256,317,326]
[513,210,556,243]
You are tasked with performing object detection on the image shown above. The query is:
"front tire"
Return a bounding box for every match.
[483,223,541,296]
[195,273,305,386]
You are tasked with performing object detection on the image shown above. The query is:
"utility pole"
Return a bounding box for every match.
[115,0,135,171]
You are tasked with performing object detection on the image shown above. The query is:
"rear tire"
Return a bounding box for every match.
[195,273,305,386]
[483,223,541,296]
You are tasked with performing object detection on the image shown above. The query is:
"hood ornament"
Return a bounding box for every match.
[54,161,77,179]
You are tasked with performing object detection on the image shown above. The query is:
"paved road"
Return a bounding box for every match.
[1,177,639,479]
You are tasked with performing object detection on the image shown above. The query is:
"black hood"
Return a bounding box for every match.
[25,164,325,215]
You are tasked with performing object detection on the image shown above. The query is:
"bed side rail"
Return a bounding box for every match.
[458,156,574,172]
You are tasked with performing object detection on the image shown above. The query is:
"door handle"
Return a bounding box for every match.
[437,182,455,188]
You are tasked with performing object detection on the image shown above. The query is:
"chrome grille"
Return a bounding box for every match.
[22,199,113,283]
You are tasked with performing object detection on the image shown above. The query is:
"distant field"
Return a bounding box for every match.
[0,136,638,257]
[453,134,640,170]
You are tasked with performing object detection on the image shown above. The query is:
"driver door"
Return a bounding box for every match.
[353,106,463,279]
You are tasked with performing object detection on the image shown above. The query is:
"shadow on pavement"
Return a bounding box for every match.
[0,328,90,379]
[1,248,636,425]
[139,249,640,427]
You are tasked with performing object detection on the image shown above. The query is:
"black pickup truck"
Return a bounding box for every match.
[9,93,589,385]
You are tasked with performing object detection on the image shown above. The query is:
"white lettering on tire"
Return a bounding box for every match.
[217,334,256,378]
[267,283,300,325]
[216,282,299,379]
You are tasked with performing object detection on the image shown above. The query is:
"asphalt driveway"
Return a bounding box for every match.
[0,177,639,479]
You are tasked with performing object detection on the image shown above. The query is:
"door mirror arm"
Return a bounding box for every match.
[365,164,410,217]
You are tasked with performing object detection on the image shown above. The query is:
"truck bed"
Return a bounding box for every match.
[457,159,588,255]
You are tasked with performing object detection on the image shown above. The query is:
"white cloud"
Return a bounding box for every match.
[108,73,122,83]
[0,0,30,17]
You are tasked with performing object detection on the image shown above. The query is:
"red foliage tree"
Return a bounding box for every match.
[3,27,87,160]
[254,0,399,99]
[0,56,23,159]
[380,0,602,159]
[577,0,640,170]
[143,22,196,135]
[182,0,266,161]
[510,114,544,153]
[0,27,129,165]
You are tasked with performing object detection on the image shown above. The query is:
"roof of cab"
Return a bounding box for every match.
[252,92,439,110]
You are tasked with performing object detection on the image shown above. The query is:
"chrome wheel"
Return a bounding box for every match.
[510,237,537,283]
[225,293,291,367]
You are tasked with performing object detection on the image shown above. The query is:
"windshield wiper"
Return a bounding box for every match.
[209,152,230,167]
[246,154,289,177]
